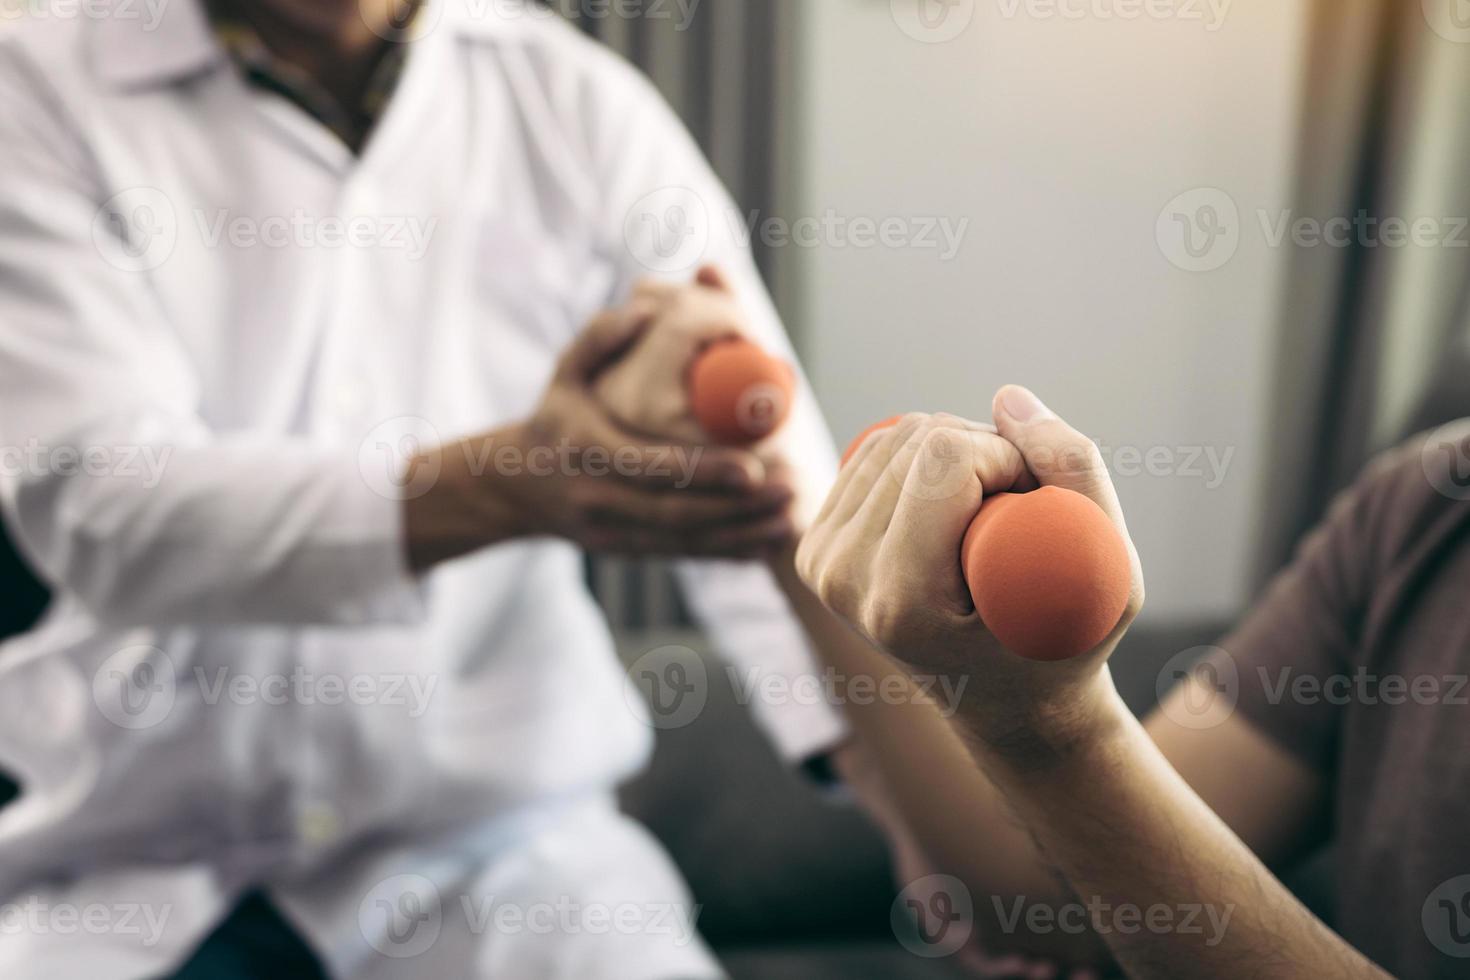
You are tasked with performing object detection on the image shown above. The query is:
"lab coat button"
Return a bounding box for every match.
[299,802,344,846]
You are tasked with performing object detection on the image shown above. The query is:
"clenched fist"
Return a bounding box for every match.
[795,390,1145,748]
[593,266,829,534]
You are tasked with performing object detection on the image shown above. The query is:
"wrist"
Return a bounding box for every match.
[955,669,1128,775]
[766,535,802,576]
[403,424,530,573]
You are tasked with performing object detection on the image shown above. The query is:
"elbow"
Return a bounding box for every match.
[9,472,154,627]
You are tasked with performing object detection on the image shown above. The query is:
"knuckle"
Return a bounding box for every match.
[655,497,686,525]
[1126,572,1147,621]
[1078,439,1108,474]
[916,425,960,461]
[891,413,932,447]
[812,565,838,606]
[570,482,614,523]
[813,562,855,615]
[794,537,820,584]
[860,594,910,649]
[905,413,940,438]
[523,412,559,449]
[1032,426,1105,482]
[975,432,1023,482]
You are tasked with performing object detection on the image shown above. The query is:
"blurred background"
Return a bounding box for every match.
[7,0,1470,977]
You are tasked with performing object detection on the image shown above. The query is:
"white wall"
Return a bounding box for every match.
[785,0,1307,623]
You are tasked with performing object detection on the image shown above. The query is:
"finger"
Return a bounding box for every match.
[632,277,678,300]
[678,299,748,353]
[577,409,768,492]
[846,415,964,541]
[991,385,1128,533]
[883,427,1030,611]
[557,304,655,384]
[844,414,1012,536]
[991,386,1144,616]
[823,413,930,528]
[584,481,793,531]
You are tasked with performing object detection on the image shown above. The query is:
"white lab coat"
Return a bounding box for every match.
[0,1,846,976]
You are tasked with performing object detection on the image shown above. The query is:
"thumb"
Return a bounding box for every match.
[556,304,654,384]
[992,385,1124,527]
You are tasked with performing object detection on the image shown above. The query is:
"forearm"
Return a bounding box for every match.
[403,424,530,572]
[957,684,1388,980]
[9,433,422,628]
[769,543,1103,960]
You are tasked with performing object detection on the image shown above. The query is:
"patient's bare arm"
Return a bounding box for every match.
[795,388,1388,979]
[590,276,1098,967]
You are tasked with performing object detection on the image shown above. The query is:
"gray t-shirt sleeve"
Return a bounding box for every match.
[1207,448,1410,771]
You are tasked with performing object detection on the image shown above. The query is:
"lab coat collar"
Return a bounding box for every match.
[90,0,224,90]
[90,0,529,90]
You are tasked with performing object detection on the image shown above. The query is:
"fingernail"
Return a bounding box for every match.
[1001,386,1052,423]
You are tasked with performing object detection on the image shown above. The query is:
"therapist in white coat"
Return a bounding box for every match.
[0,1,859,976]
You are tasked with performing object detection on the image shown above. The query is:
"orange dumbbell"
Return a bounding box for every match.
[688,338,796,446]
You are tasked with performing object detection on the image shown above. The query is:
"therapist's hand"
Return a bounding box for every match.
[594,266,755,446]
[795,394,1145,750]
[595,266,829,533]
[403,305,795,571]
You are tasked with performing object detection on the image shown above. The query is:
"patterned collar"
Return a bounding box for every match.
[205,2,416,152]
